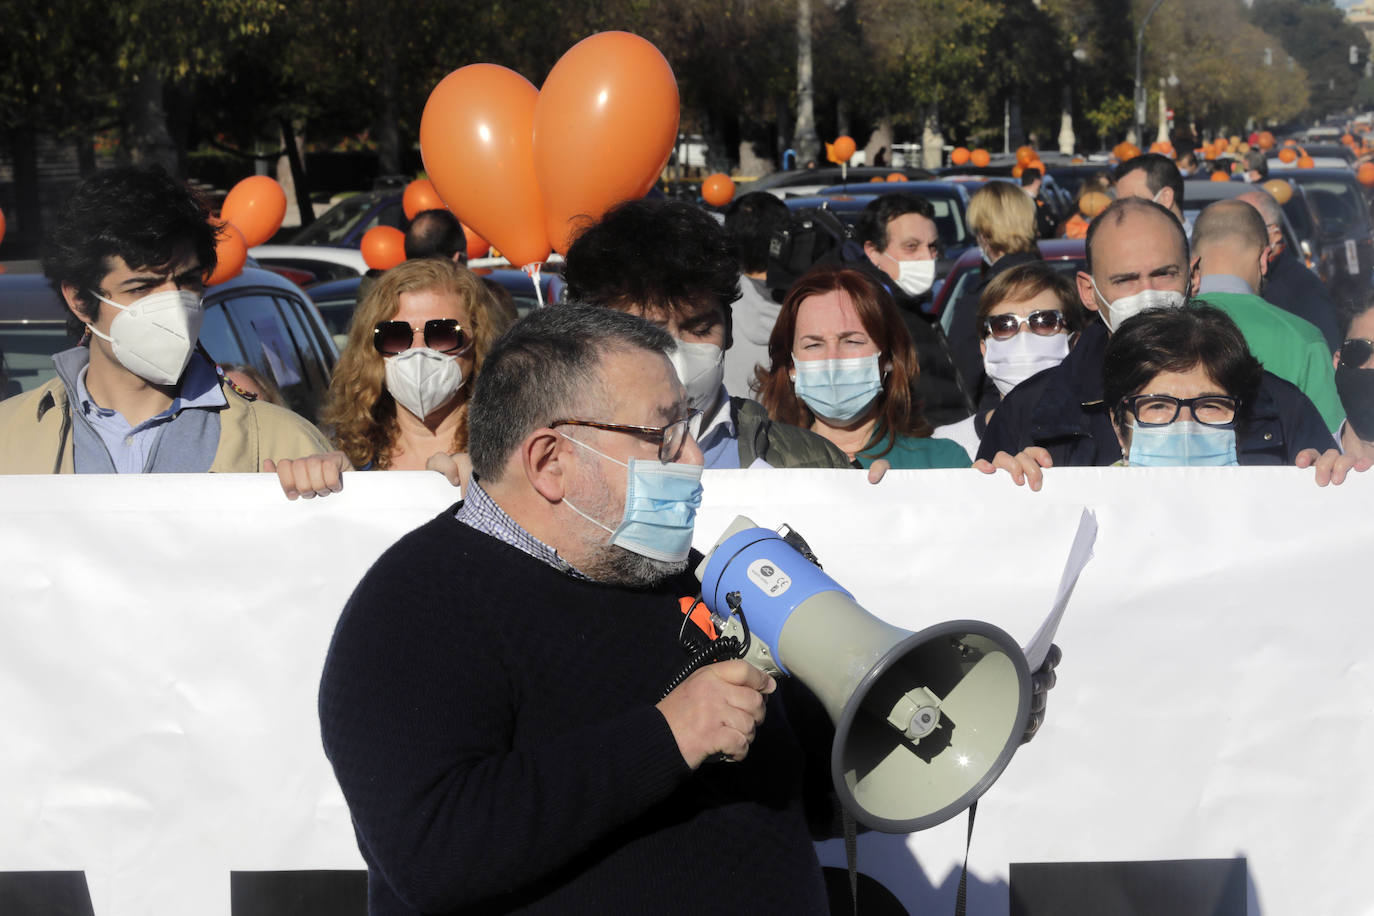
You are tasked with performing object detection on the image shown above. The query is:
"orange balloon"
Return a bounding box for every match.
[1257,131,1276,150]
[1011,163,1025,179]
[951,147,970,166]
[534,32,680,255]
[1278,147,1297,164]
[1025,159,1045,175]
[701,173,736,207]
[830,136,856,164]
[220,176,287,248]
[1016,145,1035,166]
[1297,155,1315,169]
[1079,191,1111,219]
[1210,170,1232,182]
[361,226,406,271]
[1359,163,1374,188]
[1263,178,1294,204]
[205,222,247,286]
[461,222,491,260]
[886,172,906,182]
[421,64,550,268]
[1284,138,1298,147]
[970,148,991,167]
[402,179,447,221]
[1342,133,1356,147]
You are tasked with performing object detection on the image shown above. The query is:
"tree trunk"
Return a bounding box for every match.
[374,39,402,178]
[279,118,314,229]
[865,118,894,170]
[921,103,944,170]
[126,69,178,175]
[1058,85,1076,155]
[793,0,820,167]
[1156,88,1169,145]
[8,129,42,258]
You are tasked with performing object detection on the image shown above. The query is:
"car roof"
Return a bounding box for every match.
[748,166,933,193]
[249,245,369,272]
[948,238,1085,270]
[813,180,971,198]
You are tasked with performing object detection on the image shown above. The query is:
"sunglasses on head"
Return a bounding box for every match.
[373,318,470,356]
[1339,338,1374,368]
[981,309,1067,341]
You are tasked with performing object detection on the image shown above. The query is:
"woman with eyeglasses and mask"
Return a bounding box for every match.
[754,264,971,469]
[933,261,1087,457]
[269,258,513,497]
[1333,298,1374,462]
[980,305,1369,487]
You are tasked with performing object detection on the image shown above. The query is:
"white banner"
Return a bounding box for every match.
[1,468,1371,915]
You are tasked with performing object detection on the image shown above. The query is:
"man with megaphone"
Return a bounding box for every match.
[319,304,1055,914]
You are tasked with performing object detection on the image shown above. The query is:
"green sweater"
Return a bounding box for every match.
[856,428,972,469]
[1197,291,1344,433]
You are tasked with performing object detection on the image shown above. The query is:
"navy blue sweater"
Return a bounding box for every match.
[319,508,836,914]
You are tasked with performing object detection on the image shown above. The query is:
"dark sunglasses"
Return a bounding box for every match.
[981,309,1067,341]
[373,318,470,356]
[1339,338,1374,368]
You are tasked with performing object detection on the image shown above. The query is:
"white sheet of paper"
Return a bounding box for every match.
[1021,507,1096,670]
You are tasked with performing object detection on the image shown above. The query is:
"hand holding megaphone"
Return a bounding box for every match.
[655,660,776,768]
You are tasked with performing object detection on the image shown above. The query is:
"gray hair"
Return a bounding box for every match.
[468,304,675,482]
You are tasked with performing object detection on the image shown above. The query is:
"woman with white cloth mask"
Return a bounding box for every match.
[320,258,512,473]
[755,264,971,469]
[933,262,1087,456]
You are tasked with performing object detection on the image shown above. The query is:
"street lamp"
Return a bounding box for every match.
[1135,0,1166,146]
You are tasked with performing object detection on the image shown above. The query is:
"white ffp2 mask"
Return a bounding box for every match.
[384,347,465,420]
[87,289,204,386]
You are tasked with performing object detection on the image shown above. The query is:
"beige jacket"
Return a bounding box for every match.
[0,376,332,474]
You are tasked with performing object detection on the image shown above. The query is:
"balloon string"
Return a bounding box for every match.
[523,263,545,309]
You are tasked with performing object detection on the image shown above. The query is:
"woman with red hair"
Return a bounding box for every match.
[753,264,970,468]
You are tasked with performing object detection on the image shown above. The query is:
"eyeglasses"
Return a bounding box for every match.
[551,410,701,463]
[1339,338,1374,368]
[981,309,1067,341]
[373,318,470,355]
[1119,394,1240,428]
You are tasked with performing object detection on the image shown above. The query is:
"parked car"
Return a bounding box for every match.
[248,244,369,288]
[1178,179,1305,254]
[290,190,405,248]
[750,165,934,199]
[1276,168,1374,311]
[788,179,980,264]
[0,264,338,423]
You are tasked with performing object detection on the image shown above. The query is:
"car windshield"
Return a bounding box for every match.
[0,324,77,396]
[292,196,379,246]
[925,195,969,249]
[1299,179,1371,237]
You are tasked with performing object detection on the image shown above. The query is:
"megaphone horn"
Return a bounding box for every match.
[696,516,1032,833]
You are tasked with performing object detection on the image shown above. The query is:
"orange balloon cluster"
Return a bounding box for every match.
[701,173,735,208]
[420,31,679,268]
[1112,142,1142,162]
[970,148,991,167]
[1297,155,1315,169]
[1015,146,1036,166]
[826,135,857,164]
[361,226,406,271]
[209,176,287,285]
[1359,163,1374,188]
[950,147,970,166]
[1210,170,1232,183]
[886,172,906,182]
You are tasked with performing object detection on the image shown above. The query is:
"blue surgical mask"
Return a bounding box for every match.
[1126,421,1239,467]
[562,436,704,563]
[791,353,883,423]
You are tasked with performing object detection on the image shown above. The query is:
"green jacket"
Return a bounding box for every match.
[1198,291,1344,433]
[731,397,851,468]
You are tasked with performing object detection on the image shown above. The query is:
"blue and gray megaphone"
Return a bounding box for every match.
[696,516,1032,833]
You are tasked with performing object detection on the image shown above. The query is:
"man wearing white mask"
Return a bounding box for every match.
[1114,153,1188,227]
[975,196,1332,468]
[0,166,330,474]
[562,198,849,470]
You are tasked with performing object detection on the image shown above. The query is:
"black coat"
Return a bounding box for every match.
[976,321,1334,466]
[1263,249,1343,353]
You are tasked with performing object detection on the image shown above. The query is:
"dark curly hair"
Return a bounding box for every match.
[562,198,741,322]
[724,192,790,275]
[42,165,218,321]
[1103,303,1263,432]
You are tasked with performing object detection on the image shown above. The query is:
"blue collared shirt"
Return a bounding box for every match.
[694,385,741,469]
[74,356,227,473]
[455,477,588,580]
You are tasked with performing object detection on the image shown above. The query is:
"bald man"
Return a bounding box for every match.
[1237,189,1341,351]
[1191,199,1343,432]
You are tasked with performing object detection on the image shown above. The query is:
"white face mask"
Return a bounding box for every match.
[883,253,936,297]
[1090,277,1186,332]
[983,331,1071,397]
[667,338,725,414]
[384,347,465,420]
[87,289,204,386]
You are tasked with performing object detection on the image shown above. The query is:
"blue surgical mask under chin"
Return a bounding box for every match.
[792,353,884,423]
[561,436,704,563]
[1127,420,1239,468]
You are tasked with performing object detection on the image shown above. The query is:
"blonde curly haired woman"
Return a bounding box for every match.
[269,258,513,497]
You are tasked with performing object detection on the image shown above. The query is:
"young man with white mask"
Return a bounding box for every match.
[562,198,849,470]
[0,166,330,474]
[974,197,1333,469]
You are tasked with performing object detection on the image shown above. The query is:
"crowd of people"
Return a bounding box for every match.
[1,150,1370,912]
